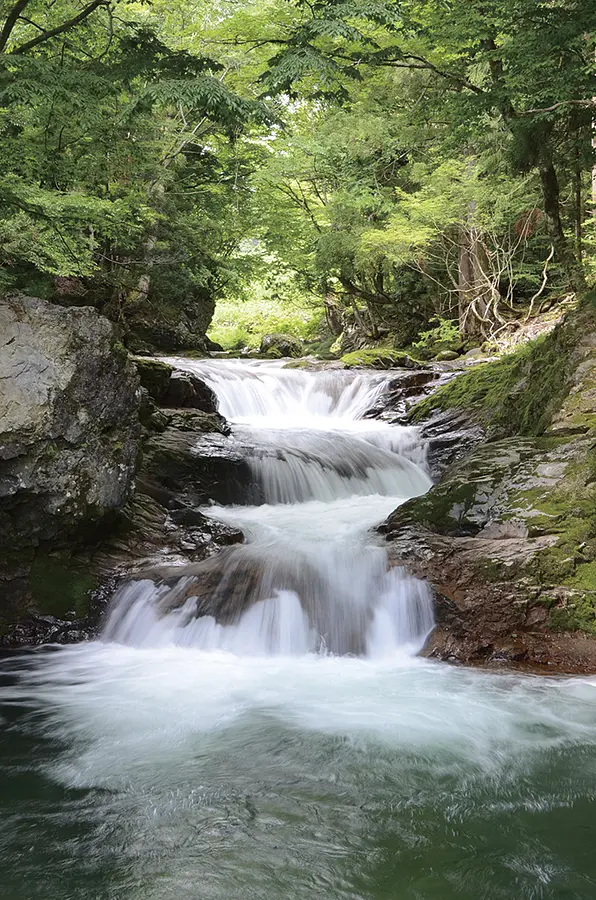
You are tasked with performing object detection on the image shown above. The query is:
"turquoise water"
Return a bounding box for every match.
[2,646,596,900]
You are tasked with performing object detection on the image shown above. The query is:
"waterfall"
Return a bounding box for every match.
[104,359,435,656]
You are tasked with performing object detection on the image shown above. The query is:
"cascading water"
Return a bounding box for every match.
[4,359,596,900]
[104,358,434,656]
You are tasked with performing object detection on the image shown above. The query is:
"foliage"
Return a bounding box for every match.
[1,0,594,352]
[208,269,323,349]
[411,318,462,359]
[0,0,273,347]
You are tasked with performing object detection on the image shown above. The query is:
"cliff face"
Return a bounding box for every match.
[0,295,141,627]
[382,297,596,671]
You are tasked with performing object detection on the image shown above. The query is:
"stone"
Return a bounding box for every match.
[134,357,219,413]
[0,294,141,626]
[260,333,302,358]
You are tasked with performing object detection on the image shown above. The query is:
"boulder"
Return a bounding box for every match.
[381,301,596,672]
[134,357,219,412]
[260,333,302,358]
[0,295,141,625]
[341,348,423,370]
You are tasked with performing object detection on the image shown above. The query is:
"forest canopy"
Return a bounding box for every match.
[0,0,595,354]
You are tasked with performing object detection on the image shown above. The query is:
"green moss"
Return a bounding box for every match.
[411,331,572,436]
[411,296,596,437]
[29,555,97,619]
[178,350,207,359]
[548,595,596,634]
[111,340,129,363]
[341,348,418,369]
[283,359,313,369]
[570,561,596,590]
[133,357,173,402]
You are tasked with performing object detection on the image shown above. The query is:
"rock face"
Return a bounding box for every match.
[134,357,220,413]
[260,333,302,358]
[121,296,215,354]
[0,295,141,626]
[381,300,596,671]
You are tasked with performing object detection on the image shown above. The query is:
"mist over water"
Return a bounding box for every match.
[2,359,596,899]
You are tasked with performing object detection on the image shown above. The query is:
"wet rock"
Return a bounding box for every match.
[0,294,140,629]
[382,412,596,671]
[142,428,252,506]
[341,348,423,370]
[419,409,486,478]
[164,409,229,435]
[134,357,219,413]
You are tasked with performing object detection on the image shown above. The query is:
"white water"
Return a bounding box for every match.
[104,359,434,656]
[4,360,596,900]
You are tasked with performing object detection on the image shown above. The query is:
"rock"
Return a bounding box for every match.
[166,372,218,411]
[418,409,486,478]
[381,303,596,671]
[260,333,302,358]
[434,350,460,361]
[134,358,172,401]
[0,294,140,627]
[134,357,219,413]
[124,295,215,353]
[341,348,423,369]
[164,409,229,435]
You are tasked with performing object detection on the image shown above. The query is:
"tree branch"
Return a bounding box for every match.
[10,0,108,55]
[520,99,596,115]
[0,0,30,53]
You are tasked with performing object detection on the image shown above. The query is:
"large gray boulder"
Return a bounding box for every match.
[260,333,302,358]
[0,295,141,623]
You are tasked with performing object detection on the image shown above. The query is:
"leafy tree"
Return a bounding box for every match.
[0,0,272,347]
[262,0,596,294]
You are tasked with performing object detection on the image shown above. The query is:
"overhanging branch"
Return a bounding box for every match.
[11,0,108,54]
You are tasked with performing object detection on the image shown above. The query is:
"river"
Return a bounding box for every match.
[1,359,596,899]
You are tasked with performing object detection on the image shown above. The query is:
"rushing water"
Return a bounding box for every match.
[2,359,596,899]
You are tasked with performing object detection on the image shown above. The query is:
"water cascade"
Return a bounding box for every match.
[104,359,435,656]
[4,359,596,898]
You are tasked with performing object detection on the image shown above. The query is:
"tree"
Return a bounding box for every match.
[0,0,272,347]
[262,0,596,293]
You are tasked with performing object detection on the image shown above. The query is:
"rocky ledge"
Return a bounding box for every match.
[381,296,596,672]
[0,313,243,647]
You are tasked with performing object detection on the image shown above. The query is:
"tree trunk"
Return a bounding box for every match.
[458,211,495,342]
[574,165,583,263]
[537,146,586,293]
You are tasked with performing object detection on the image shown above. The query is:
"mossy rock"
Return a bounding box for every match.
[341,348,421,369]
[259,333,302,358]
[133,357,174,403]
[410,297,596,439]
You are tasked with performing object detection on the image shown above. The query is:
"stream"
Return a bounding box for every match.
[2,359,596,898]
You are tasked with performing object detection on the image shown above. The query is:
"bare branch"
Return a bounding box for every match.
[520,99,596,116]
[0,0,30,53]
[11,0,108,55]
[525,245,555,321]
